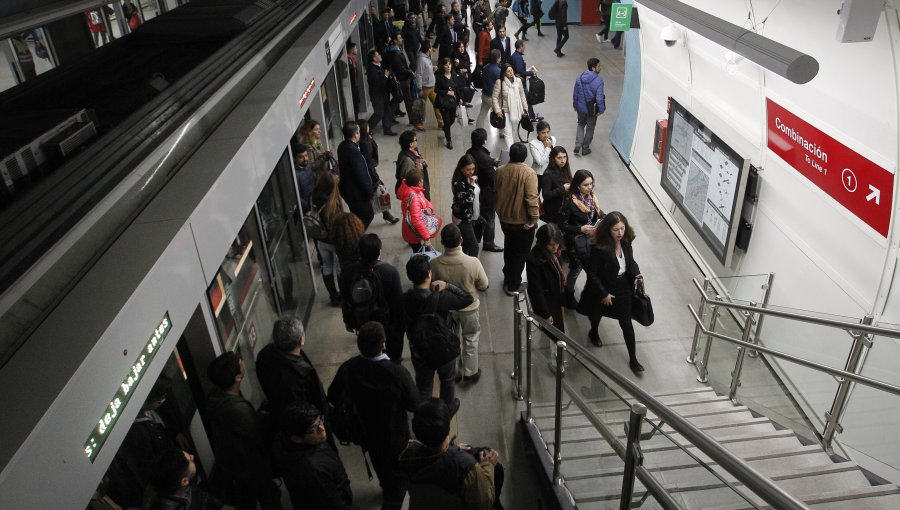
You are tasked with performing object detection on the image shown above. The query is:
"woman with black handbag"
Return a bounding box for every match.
[490,63,529,148]
[435,57,461,149]
[577,211,645,373]
[558,169,602,308]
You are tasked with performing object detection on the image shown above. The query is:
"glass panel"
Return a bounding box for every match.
[84,8,114,48]
[138,0,163,21]
[205,212,280,408]
[708,273,773,306]
[256,149,315,317]
[838,320,900,474]
[321,68,346,147]
[1,29,57,92]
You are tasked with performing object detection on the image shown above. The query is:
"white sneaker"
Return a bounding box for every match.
[595,34,603,44]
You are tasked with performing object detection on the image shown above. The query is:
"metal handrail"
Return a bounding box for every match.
[522,312,807,510]
[692,279,900,339]
[687,305,900,398]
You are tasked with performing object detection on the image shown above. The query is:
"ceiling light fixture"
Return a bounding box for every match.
[638,0,819,84]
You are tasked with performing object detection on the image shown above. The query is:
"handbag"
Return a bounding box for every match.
[461,86,476,103]
[471,65,484,89]
[517,115,533,141]
[490,78,507,129]
[371,184,391,214]
[411,243,442,261]
[437,93,457,110]
[631,279,655,327]
[405,193,441,239]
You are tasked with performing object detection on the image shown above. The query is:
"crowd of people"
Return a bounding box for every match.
[110,2,644,509]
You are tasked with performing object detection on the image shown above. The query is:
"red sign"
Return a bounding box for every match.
[349,12,358,25]
[298,79,316,107]
[767,98,893,237]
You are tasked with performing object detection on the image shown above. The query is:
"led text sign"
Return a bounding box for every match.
[83,313,172,462]
[299,79,316,107]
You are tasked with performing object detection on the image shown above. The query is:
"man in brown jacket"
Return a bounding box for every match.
[494,142,540,295]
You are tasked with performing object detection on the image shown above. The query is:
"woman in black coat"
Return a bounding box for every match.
[435,57,461,149]
[540,146,573,225]
[358,120,400,224]
[527,224,566,331]
[558,169,602,308]
[576,211,645,372]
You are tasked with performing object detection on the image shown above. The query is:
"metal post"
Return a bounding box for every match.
[728,302,757,402]
[552,340,566,485]
[511,292,523,400]
[822,314,875,452]
[749,273,775,359]
[687,278,711,364]
[525,318,535,422]
[620,403,647,509]
[697,301,721,383]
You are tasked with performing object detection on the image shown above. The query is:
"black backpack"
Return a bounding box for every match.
[409,293,461,369]
[330,363,367,446]
[345,263,387,331]
[527,76,545,105]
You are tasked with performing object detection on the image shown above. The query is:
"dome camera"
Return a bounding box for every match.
[661,22,681,47]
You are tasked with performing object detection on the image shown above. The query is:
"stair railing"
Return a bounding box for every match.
[686,277,900,453]
[512,299,807,509]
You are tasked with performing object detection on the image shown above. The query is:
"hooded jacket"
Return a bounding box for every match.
[572,70,606,115]
[398,441,495,510]
[398,180,441,244]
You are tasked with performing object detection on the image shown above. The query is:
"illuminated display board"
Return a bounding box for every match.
[83,313,172,462]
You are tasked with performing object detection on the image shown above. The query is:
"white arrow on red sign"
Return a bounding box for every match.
[866,185,881,205]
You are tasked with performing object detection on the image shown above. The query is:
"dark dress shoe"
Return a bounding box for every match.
[630,361,645,373]
[483,244,504,252]
[588,330,603,347]
[581,148,592,156]
[446,141,453,149]
[383,130,398,136]
[463,369,482,384]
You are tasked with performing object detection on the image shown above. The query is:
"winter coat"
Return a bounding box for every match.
[338,139,376,203]
[576,241,641,321]
[255,345,327,424]
[430,245,490,312]
[205,389,272,483]
[540,165,569,224]
[395,148,431,198]
[273,434,353,510]
[491,76,528,119]
[398,180,441,244]
[398,442,496,510]
[451,178,478,223]
[559,193,602,248]
[295,163,316,213]
[494,161,540,225]
[526,244,565,330]
[572,70,606,115]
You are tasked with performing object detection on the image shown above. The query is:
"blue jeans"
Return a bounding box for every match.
[316,240,339,277]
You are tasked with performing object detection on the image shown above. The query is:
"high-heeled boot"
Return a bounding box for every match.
[322,272,341,307]
[383,210,400,224]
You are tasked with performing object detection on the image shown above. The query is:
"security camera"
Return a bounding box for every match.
[661,22,681,47]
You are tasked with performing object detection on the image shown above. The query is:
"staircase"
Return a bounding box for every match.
[527,387,900,509]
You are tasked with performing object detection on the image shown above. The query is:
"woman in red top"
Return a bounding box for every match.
[397,168,442,252]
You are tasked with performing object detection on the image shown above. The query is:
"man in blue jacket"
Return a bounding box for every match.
[338,121,378,227]
[476,49,503,128]
[572,58,606,156]
[511,39,540,122]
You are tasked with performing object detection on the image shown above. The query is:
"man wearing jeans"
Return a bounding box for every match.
[494,142,539,295]
[431,225,490,384]
[572,58,606,156]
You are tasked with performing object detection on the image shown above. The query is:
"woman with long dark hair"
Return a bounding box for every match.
[451,154,481,256]
[577,211,645,372]
[558,169,602,307]
[296,118,334,173]
[540,146,573,225]
[331,212,366,273]
[434,57,461,149]
[527,223,566,331]
[490,63,528,148]
[311,172,345,306]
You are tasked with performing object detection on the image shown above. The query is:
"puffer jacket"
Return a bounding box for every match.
[398,441,495,510]
[398,180,442,244]
[572,70,606,115]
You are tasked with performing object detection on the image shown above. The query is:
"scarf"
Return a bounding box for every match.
[573,192,600,218]
[549,252,566,292]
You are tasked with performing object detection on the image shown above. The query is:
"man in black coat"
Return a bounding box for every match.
[367,49,398,136]
[274,402,353,510]
[206,352,282,509]
[328,322,420,510]
[384,32,417,129]
[437,14,461,61]
[337,121,378,228]
[490,24,512,64]
[373,7,396,52]
[255,316,328,428]
[340,233,406,362]
[466,128,503,252]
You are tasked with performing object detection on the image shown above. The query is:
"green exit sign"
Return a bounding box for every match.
[610,4,633,32]
[84,313,172,462]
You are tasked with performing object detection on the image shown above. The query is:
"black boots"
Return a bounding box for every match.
[322,273,341,307]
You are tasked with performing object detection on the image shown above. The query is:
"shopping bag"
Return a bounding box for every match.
[371,185,391,214]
